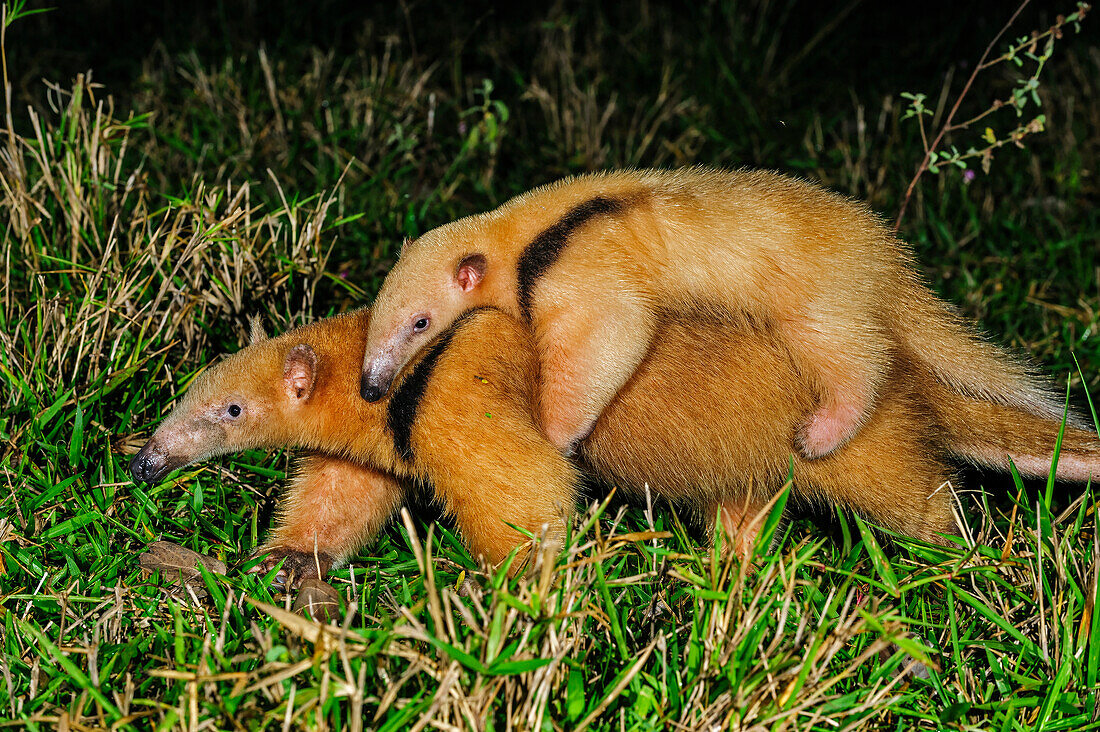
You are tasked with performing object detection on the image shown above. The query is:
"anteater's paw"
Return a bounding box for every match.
[249,548,331,591]
[795,402,863,459]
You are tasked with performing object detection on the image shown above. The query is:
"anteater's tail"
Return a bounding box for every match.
[889,265,1089,432]
[927,375,1100,482]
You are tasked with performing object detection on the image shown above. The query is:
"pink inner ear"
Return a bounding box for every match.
[284,345,317,401]
[456,254,486,292]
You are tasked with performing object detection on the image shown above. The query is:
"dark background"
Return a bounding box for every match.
[14,1,1081,93]
[12,1,1091,134]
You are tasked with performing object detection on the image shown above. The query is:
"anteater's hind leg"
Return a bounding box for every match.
[798,383,962,546]
[782,305,891,460]
[532,275,657,453]
[704,491,776,562]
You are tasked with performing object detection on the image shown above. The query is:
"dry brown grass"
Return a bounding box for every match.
[0,72,340,410]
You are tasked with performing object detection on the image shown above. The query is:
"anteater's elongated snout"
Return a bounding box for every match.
[361,337,404,403]
[360,356,396,402]
[129,441,175,484]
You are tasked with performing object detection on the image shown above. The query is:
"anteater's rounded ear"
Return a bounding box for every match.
[284,344,317,402]
[455,254,487,293]
[248,315,268,345]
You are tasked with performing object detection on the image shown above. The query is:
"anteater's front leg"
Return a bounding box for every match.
[408,309,582,573]
[255,452,405,588]
[412,378,580,571]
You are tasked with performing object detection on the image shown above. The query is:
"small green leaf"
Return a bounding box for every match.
[37,389,74,431]
[853,514,899,596]
[425,636,487,674]
[486,657,554,676]
[756,479,791,555]
[68,403,84,468]
[567,667,585,721]
[41,511,100,539]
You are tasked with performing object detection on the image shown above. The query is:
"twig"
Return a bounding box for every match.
[893,0,1032,230]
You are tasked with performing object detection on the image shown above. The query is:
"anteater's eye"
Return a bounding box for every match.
[227,404,242,419]
[413,317,430,333]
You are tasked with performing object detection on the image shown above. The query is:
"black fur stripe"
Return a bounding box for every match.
[386,308,494,463]
[516,196,626,322]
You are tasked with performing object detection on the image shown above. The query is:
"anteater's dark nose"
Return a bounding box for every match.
[360,374,385,402]
[129,443,163,484]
